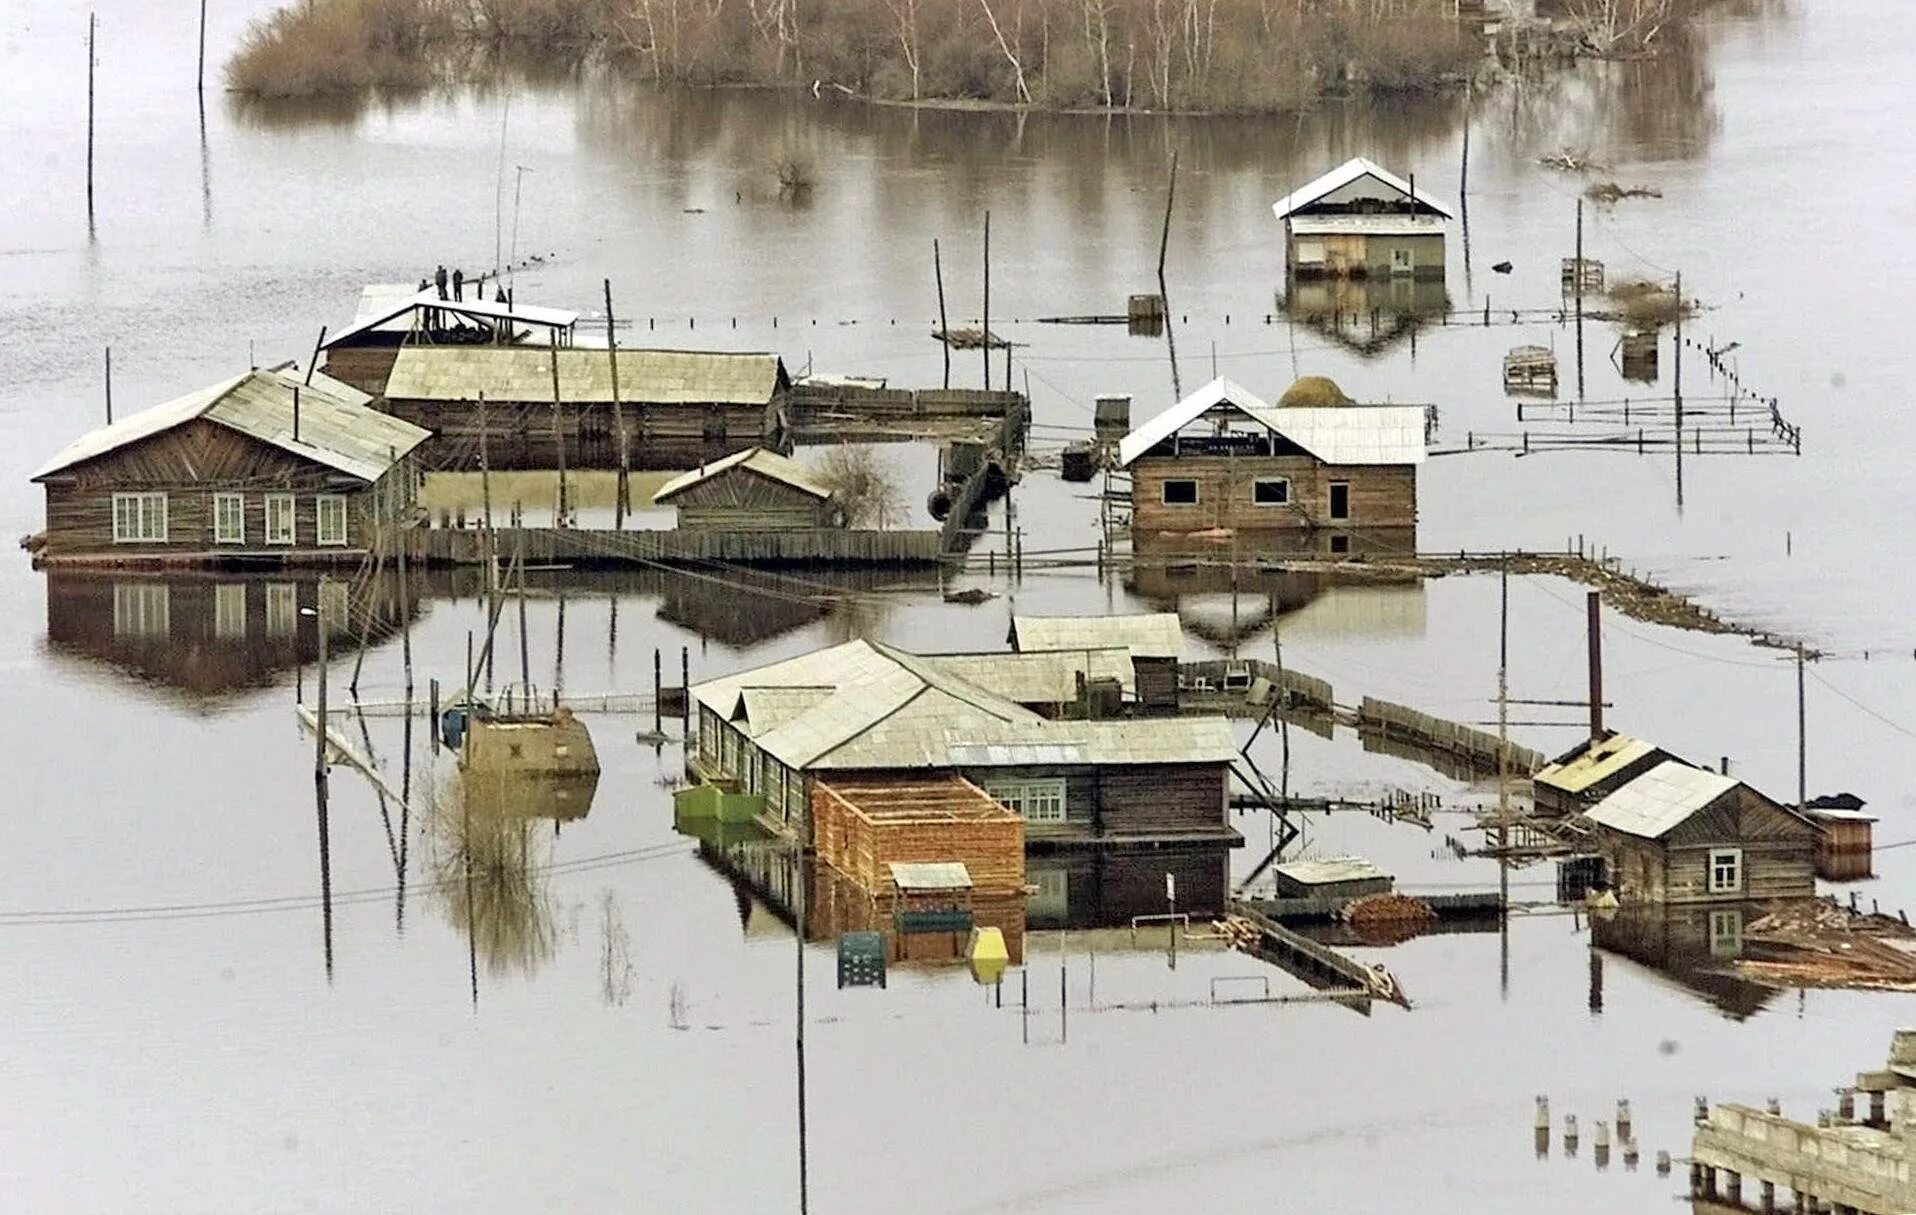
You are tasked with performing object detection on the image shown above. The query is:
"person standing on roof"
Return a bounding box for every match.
[452,267,464,302]
[434,264,448,300]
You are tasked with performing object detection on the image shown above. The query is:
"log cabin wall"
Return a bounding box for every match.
[1095,763,1229,838]
[669,470,839,532]
[1601,786,1819,906]
[381,398,772,471]
[1129,453,1415,535]
[38,419,386,559]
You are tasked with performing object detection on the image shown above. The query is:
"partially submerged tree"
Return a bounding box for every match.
[814,445,905,529]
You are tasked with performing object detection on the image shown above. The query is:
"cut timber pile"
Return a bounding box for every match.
[1339,894,1437,927]
[934,327,1008,351]
[1737,900,1916,993]
[812,775,1024,893]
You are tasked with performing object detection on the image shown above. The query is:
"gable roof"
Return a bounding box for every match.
[1117,376,1426,468]
[1270,157,1455,220]
[1585,760,1738,839]
[383,346,787,406]
[322,288,580,349]
[1536,733,1663,796]
[33,369,431,483]
[653,447,832,504]
[922,648,1138,702]
[1010,613,1185,660]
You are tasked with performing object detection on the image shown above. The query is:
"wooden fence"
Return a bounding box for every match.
[1358,696,1545,773]
[413,525,943,567]
[1178,659,1334,713]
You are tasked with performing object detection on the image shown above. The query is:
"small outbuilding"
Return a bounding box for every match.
[1803,801,1875,881]
[1272,157,1453,281]
[1532,731,1680,818]
[1271,856,1393,901]
[31,368,429,566]
[651,447,842,532]
[1009,612,1186,710]
[1585,760,1819,905]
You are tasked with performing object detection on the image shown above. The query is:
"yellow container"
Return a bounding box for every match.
[967,926,1009,985]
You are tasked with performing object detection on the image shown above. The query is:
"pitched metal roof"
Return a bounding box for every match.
[323,287,580,348]
[1585,761,1737,839]
[1010,613,1186,660]
[923,649,1137,702]
[888,861,973,891]
[1536,733,1661,795]
[1270,157,1455,220]
[383,346,786,405]
[32,369,430,482]
[1273,856,1392,887]
[1116,375,1424,467]
[652,447,832,504]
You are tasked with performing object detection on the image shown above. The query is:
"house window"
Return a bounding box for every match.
[984,778,1067,824]
[112,582,170,637]
[265,583,297,637]
[111,493,168,543]
[1390,247,1414,274]
[265,494,296,545]
[1161,479,1199,506]
[1252,478,1290,506]
[315,495,348,547]
[213,493,245,545]
[1708,848,1743,894]
[1329,533,1351,555]
[214,583,247,639]
[1328,481,1351,520]
[1709,908,1743,958]
[1028,868,1069,919]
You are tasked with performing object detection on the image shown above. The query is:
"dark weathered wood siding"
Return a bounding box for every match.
[321,345,402,396]
[1600,785,1818,906]
[1133,656,1180,709]
[381,398,776,471]
[667,468,840,532]
[1130,453,1415,535]
[1027,846,1232,928]
[37,418,406,561]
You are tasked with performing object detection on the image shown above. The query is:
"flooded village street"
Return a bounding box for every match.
[7,0,1916,1210]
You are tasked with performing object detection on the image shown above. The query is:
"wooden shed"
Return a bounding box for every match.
[811,774,1024,894]
[1803,805,1875,881]
[1271,856,1393,901]
[30,369,429,567]
[1532,732,1680,818]
[375,345,790,470]
[1585,761,1819,905]
[651,447,842,532]
[1271,158,1452,282]
[1118,376,1424,557]
[1008,612,1185,711]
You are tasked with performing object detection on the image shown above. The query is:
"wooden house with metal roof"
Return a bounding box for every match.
[30,368,429,567]
[689,638,1242,851]
[318,285,582,396]
[1008,612,1185,710]
[1533,731,1682,818]
[1271,157,1452,281]
[375,345,790,471]
[1119,376,1425,557]
[1585,761,1818,905]
[652,447,842,532]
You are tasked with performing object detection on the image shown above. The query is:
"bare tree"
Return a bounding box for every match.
[1564,0,1679,56]
[814,445,906,529]
[884,0,922,99]
[978,0,1034,103]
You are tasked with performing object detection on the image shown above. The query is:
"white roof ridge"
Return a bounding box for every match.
[1270,156,1455,221]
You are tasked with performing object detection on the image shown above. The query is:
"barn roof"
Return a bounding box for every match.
[652,447,832,504]
[323,287,580,348]
[1270,156,1455,220]
[1584,761,1738,839]
[1116,376,1426,468]
[1010,613,1185,660]
[692,638,1236,772]
[1536,733,1662,795]
[383,346,787,405]
[32,369,430,483]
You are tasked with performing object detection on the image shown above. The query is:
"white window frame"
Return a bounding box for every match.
[112,582,170,637]
[265,494,296,545]
[1707,847,1743,894]
[213,493,245,545]
[985,778,1067,824]
[1252,477,1291,507]
[112,492,168,543]
[1161,479,1200,506]
[315,495,348,547]
[265,583,298,637]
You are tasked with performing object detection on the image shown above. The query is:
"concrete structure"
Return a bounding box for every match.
[1119,376,1424,558]
[1692,1030,1916,1214]
[1271,157,1452,281]
[1585,761,1819,905]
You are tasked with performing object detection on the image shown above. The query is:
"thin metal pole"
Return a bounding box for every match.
[1497,554,1511,847]
[197,0,207,98]
[314,576,333,980]
[1797,644,1807,812]
[103,346,112,424]
[796,851,810,1215]
[604,279,630,527]
[1574,198,1585,400]
[981,211,991,391]
[548,336,569,526]
[517,532,531,692]
[934,239,951,389]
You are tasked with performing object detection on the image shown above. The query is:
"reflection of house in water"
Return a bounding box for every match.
[43,570,417,702]
[1026,844,1232,930]
[1590,903,1779,1021]
[1282,276,1451,359]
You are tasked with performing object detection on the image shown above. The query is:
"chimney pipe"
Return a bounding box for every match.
[1587,590,1604,740]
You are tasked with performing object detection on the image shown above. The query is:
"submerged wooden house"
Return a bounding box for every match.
[1007,612,1185,711]
[689,639,1241,851]
[1271,157,1453,281]
[1585,761,1819,905]
[1119,376,1425,556]
[375,345,791,470]
[30,369,430,567]
[652,447,842,531]
[318,285,581,396]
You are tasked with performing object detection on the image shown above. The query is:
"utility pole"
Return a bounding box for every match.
[1574,198,1585,400]
[1497,554,1511,841]
[1586,590,1604,740]
[197,0,208,100]
[604,279,630,528]
[1796,644,1807,812]
[981,211,991,391]
[86,12,97,233]
[311,578,333,980]
[103,346,112,424]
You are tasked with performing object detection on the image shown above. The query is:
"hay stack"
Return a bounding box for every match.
[1276,375,1353,408]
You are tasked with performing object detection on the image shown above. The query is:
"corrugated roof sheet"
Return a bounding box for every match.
[383,346,785,405]
[888,861,973,890]
[1273,856,1392,887]
[324,288,580,348]
[691,639,1236,771]
[652,447,833,504]
[1116,375,1424,468]
[1011,613,1185,659]
[923,649,1137,702]
[1585,761,1737,839]
[33,369,430,483]
[1270,157,1455,220]
[1535,733,1660,795]
[739,687,835,737]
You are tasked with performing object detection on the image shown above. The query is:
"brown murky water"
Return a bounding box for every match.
[4,1,1915,1210]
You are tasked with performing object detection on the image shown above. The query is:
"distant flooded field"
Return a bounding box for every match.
[5,0,1916,1210]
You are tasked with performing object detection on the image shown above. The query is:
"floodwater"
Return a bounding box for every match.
[4,1,1916,1210]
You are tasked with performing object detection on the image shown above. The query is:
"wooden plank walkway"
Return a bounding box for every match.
[1228,902,1404,1007]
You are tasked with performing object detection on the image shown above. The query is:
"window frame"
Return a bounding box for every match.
[265,494,297,545]
[1707,847,1743,894]
[1252,477,1291,507]
[112,581,171,637]
[212,492,245,545]
[315,494,348,547]
[112,492,168,543]
[1160,478,1200,506]
[214,583,248,639]
[985,778,1068,824]
[1327,480,1351,521]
